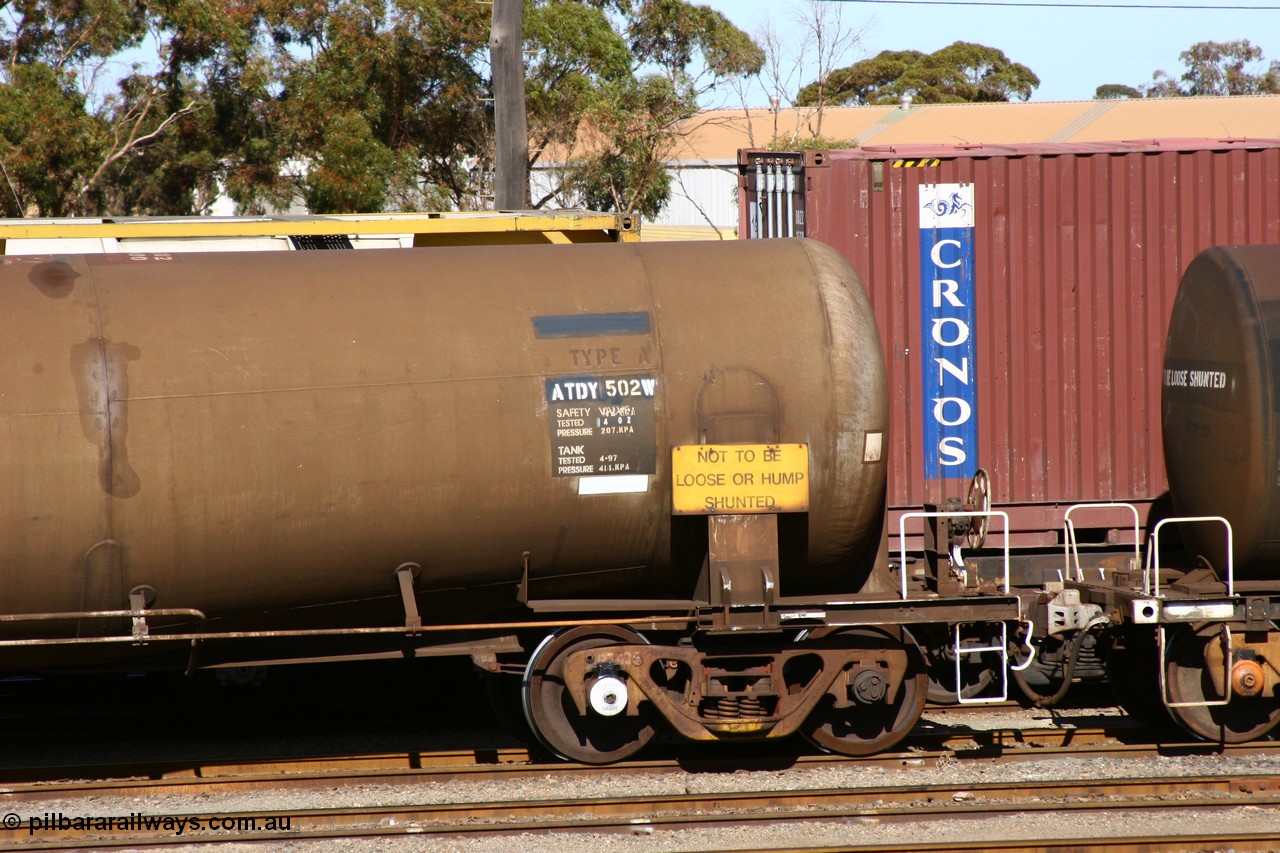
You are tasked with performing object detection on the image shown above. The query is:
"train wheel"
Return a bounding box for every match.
[801,627,927,755]
[1165,625,1280,742]
[522,625,656,764]
[1104,628,1175,730]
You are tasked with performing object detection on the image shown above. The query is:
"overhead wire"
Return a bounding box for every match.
[822,0,1280,9]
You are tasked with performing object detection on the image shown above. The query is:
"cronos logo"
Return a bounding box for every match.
[919,183,977,479]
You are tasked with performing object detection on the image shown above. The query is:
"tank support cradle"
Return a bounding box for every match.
[705,513,778,631]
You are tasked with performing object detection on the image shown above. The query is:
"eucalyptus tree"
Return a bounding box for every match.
[0,0,763,217]
[1136,40,1280,97]
[0,0,146,215]
[527,0,763,218]
[799,41,1039,106]
[259,0,490,212]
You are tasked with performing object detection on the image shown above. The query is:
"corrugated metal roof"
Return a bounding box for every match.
[670,107,898,161]
[675,96,1280,162]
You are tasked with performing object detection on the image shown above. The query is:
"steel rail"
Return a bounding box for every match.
[3,776,1279,849]
[0,723,1133,792]
[3,736,1279,804]
[692,833,1280,853]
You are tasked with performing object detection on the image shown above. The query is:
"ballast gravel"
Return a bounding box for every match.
[24,752,1280,852]
[12,697,1280,851]
[162,810,1280,853]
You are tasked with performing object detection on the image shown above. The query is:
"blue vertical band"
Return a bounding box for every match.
[919,225,978,480]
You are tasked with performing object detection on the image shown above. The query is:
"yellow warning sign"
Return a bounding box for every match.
[671,443,810,515]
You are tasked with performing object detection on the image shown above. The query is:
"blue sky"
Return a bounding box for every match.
[699,0,1278,104]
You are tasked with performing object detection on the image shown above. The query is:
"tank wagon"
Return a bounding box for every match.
[994,244,1280,743]
[0,238,1019,762]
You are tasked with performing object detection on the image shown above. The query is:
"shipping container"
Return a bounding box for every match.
[740,141,1280,577]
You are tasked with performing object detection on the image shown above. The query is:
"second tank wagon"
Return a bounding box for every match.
[1162,245,1280,581]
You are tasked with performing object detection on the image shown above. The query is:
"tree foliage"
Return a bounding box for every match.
[1177,40,1280,95]
[1094,83,1140,100]
[0,62,104,216]
[764,133,855,152]
[1099,39,1280,99]
[0,0,762,218]
[263,0,491,212]
[530,0,762,217]
[798,41,1039,106]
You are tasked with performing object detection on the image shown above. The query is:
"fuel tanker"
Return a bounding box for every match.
[0,238,1021,761]
[4,238,886,618]
[1163,244,1280,580]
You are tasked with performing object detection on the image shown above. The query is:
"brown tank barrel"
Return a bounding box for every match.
[1162,244,1280,579]
[0,239,887,623]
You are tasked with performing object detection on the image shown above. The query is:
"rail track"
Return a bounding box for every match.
[0,718,1172,794]
[4,723,1280,851]
[3,676,1278,851]
[3,763,1280,850]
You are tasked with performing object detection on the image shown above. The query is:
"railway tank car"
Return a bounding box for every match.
[1163,245,1280,579]
[3,239,882,623]
[1025,244,1280,744]
[0,239,1019,762]
[1155,244,1280,740]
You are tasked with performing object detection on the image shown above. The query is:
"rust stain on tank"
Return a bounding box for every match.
[29,260,79,299]
[71,337,142,498]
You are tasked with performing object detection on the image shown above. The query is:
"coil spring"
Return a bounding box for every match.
[700,697,773,719]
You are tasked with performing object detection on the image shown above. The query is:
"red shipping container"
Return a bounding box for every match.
[739,141,1280,555]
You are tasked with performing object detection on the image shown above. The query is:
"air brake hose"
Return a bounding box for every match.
[1012,625,1092,708]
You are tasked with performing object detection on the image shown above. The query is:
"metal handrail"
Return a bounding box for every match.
[1062,502,1141,585]
[1147,515,1234,597]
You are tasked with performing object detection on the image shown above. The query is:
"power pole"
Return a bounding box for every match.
[491,0,528,210]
